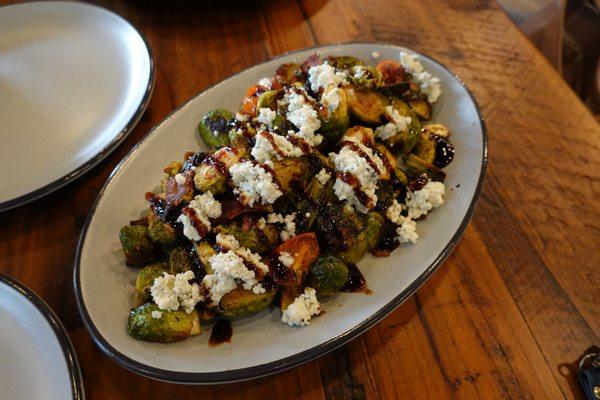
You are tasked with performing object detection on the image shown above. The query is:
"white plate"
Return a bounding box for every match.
[0,275,84,399]
[0,1,154,211]
[75,43,487,384]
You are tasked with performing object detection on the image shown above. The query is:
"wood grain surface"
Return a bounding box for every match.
[1,0,598,398]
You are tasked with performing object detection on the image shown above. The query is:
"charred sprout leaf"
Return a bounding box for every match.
[339,212,383,263]
[215,223,278,254]
[194,241,217,274]
[309,254,349,296]
[148,219,179,253]
[275,63,302,85]
[128,303,200,343]
[198,109,234,149]
[218,287,275,318]
[374,181,397,214]
[135,263,167,306]
[119,225,156,267]
[256,90,280,110]
[405,154,446,182]
[315,202,363,251]
[343,86,387,124]
[349,66,383,89]
[326,56,365,70]
[272,157,312,192]
[168,247,192,274]
[319,87,350,144]
[275,232,320,285]
[408,99,432,121]
[394,168,409,186]
[423,123,451,137]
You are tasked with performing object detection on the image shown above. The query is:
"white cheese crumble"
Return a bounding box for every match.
[251,130,304,162]
[254,107,277,128]
[399,51,442,103]
[386,199,406,223]
[215,233,240,250]
[321,86,343,113]
[285,91,323,146]
[375,106,412,140]
[406,181,445,219]
[151,310,162,319]
[257,217,267,230]
[229,161,283,206]
[174,173,186,185]
[353,65,366,79]
[371,51,381,59]
[315,168,331,185]
[267,213,296,241]
[235,112,249,122]
[278,251,295,268]
[281,287,321,327]
[386,200,419,244]
[307,63,348,92]
[258,77,271,88]
[176,191,222,241]
[150,270,203,314]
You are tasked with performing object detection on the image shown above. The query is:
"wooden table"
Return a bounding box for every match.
[1,0,598,398]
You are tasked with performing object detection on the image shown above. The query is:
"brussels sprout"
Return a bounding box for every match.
[135,263,167,305]
[119,225,156,266]
[274,232,320,284]
[272,157,312,192]
[422,123,451,138]
[408,99,432,121]
[128,303,201,343]
[198,109,234,149]
[326,56,365,70]
[319,87,350,144]
[315,202,364,251]
[376,60,406,86]
[194,147,246,194]
[412,131,436,164]
[385,98,421,154]
[214,223,278,254]
[275,63,301,84]
[374,181,397,214]
[394,168,409,186]
[309,254,349,296]
[194,241,218,274]
[405,154,446,182]
[339,211,383,263]
[256,90,279,110]
[148,219,178,253]
[343,86,387,124]
[349,66,383,89]
[218,286,275,318]
[168,247,192,274]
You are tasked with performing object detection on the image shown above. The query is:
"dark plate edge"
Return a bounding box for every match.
[0,274,85,398]
[0,0,156,213]
[73,42,489,384]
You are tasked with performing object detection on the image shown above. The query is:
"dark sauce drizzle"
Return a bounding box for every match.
[337,172,371,208]
[431,135,455,168]
[209,319,232,347]
[340,263,371,294]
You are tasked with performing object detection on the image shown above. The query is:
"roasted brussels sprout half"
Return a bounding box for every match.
[135,263,167,305]
[168,247,192,274]
[119,225,156,266]
[405,154,446,182]
[215,223,278,254]
[309,254,349,296]
[319,86,350,144]
[316,202,364,251]
[198,109,234,149]
[128,303,201,343]
[194,147,246,194]
[218,287,276,318]
[408,99,432,121]
[194,241,218,274]
[256,90,279,110]
[349,66,382,89]
[275,63,301,85]
[384,98,421,154]
[148,219,178,253]
[327,56,365,70]
[272,157,312,192]
[339,211,384,263]
[343,86,387,124]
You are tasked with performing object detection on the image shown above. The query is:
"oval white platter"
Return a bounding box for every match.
[0,1,154,211]
[75,43,487,384]
[0,274,84,399]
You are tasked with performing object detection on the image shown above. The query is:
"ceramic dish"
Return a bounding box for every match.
[75,43,487,384]
[0,1,154,212]
[0,274,84,399]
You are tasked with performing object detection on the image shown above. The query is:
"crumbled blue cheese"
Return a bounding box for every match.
[258,77,271,88]
[386,200,418,244]
[151,270,203,313]
[406,181,445,219]
[267,213,296,241]
[315,168,331,185]
[321,86,343,113]
[285,91,323,146]
[235,112,249,122]
[176,191,222,241]
[399,51,442,103]
[254,107,277,128]
[353,65,366,80]
[229,161,283,206]
[281,287,321,327]
[278,251,295,267]
[215,233,240,251]
[174,173,186,185]
[151,310,162,319]
[308,63,348,92]
[251,130,304,162]
[375,106,412,140]
[386,199,405,222]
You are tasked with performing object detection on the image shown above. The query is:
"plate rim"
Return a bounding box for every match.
[0,0,156,213]
[0,274,85,399]
[73,42,488,384]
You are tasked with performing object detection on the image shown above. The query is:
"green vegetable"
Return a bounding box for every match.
[385,98,421,154]
[339,211,384,263]
[128,303,201,343]
[349,66,383,89]
[215,223,278,254]
[194,242,217,274]
[315,202,364,251]
[272,157,312,192]
[119,225,156,266]
[193,162,228,194]
[135,263,167,306]
[343,86,387,124]
[326,56,365,70]
[218,287,275,318]
[256,90,279,110]
[148,219,178,253]
[168,247,192,274]
[309,254,349,296]
[408,99,432,121]
[405,154,446,182]
[319,86,350,144]
[198,109,234,149]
